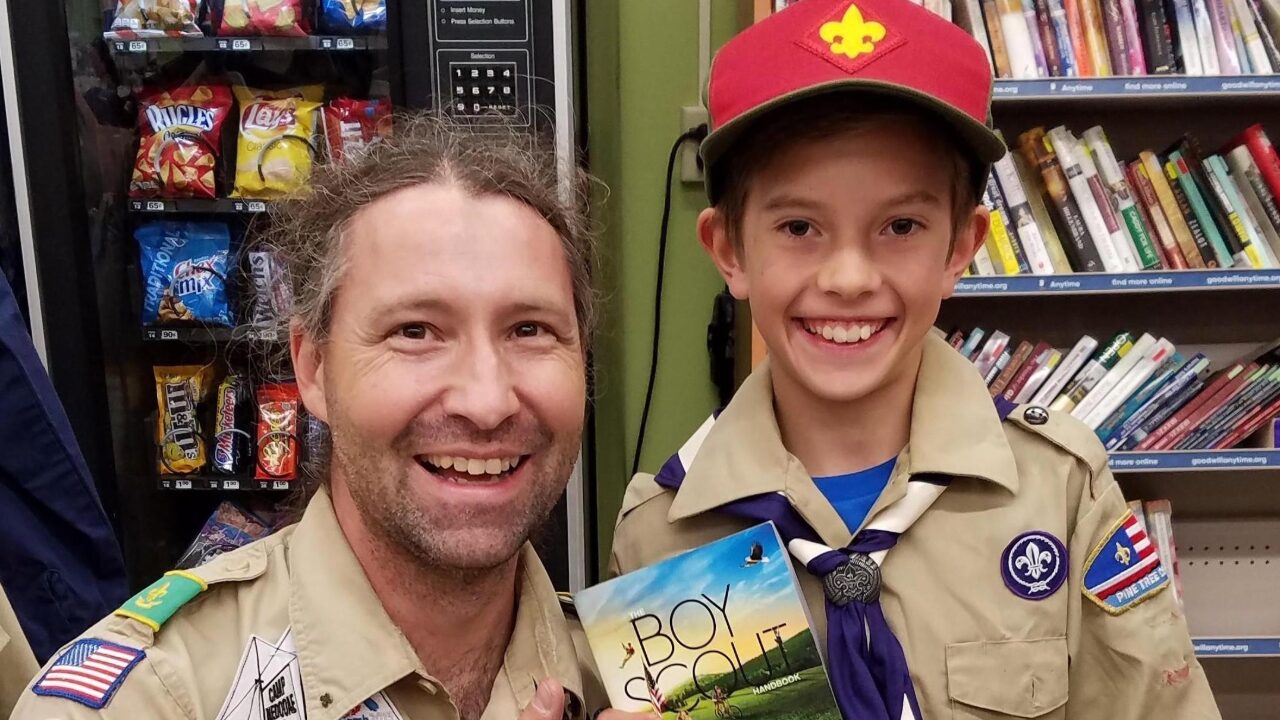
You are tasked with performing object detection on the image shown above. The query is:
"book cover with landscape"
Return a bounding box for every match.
[573,523,841,720]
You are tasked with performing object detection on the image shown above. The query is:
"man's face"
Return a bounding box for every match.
[297,183,586,572]
[701,119,984,407]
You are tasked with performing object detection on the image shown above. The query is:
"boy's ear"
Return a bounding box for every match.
[697,208,750,300]
[942,204,990,299]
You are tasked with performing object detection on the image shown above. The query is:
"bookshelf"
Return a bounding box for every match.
[743,3,1280,717]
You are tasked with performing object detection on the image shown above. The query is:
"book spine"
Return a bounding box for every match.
[1207,0,1245,71]
[973,243,999,275]
[1214,393,1280,448]
[1034,0,1066,73]
[1031,334,1099,405]
[986,350,1013,385]
[991,340,1036,397]
[1233,0,1276,70]
[1119,0,1152,69]
[1150,363,1255,450]
[1014,349,1063,402]
[1047,0,1082,73]
[1073,333,1158,422]
[1082,338,1176,430]
[1094,352,1183,440]
[947,329,968,348]
[1050,128,1126,271]
[1024,129,1106,271]
[1220,155,1280,266]
[1004,342,1054,400]
[1163,158,1220,267]
[1234,124,1280,202]
[1209,154,1277,267]
[1170,0,1207,72]
[1179,366,1274,448]
[1073,133,1141,271]
[1227,146,1280,263]
[1065,0,1098,73]
[959,327,988,359]
[1130,160,1188,268]
[1139,0,1179,71]
[983,176,1028,273]
[1135,366,1242,449]
[1168,151,1235,267]
[1247,0,1280,67]
[964,0,999,70]
[984,0,1016,76]
[975,330,1013,378]
[1142,150,1207,268]
[1001,0,1045,75]
[1012,148,1074,272]
[1084,127,1162,269]
[988,172,1035,272]
[1082,0,1116,72]
[1190,0,1223,72]
[1144,500,1183,606]
[1052,332,1136,412]
[994,150,1056,274]
[1120,377,1206,449]
[1179,139,1248,263]
[1024,0,1054,73]
[1106,355,1210,449]
[1102,0,1135,71]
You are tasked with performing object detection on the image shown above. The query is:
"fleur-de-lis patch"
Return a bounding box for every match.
[1014,541,1053,580]
[819,3,886,60]
[1002,531,1068,601]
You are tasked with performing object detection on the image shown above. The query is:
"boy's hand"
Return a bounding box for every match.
[520,677,660,720]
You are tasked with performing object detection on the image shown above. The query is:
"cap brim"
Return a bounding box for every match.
[701,79,1006,202]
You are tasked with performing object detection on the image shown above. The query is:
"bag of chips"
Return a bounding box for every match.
[176,502,276,568]
[155,365,214,475]
[255,383,301,480]
[137,221,234,326]
[218,0,308,37]
[131,84,234,200]
[232,86,322,199]
[323,97,391,164]
[318,0,387,34]
[106,0,204,40]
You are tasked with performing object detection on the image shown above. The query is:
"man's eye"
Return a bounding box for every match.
[513,323,542,338]
[398,323,429,340]
[888,218,920,236]
[784,220,813,237]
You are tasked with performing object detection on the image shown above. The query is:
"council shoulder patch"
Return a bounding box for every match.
[32,638,145,709]
[114,570,208,631]
[1083,510,1169,615]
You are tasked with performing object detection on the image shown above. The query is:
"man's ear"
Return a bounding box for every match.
[942,204,990,299]
[292,321,328,424]
[697,208,750,300]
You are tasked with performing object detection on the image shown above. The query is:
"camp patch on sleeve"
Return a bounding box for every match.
[1083,511,1169,614]
[32,638,145,709]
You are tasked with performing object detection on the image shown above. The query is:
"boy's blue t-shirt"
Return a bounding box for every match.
[812,457,897,533]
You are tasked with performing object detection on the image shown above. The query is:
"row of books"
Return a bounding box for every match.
[970,123,1280,277]
[1133,498,1185,606]
[947,327,1280,450]
[963,0,1280,77]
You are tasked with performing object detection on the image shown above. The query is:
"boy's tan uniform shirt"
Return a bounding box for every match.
[10,489,595,720]
[610,333,1220,720]
[0,584,39,717]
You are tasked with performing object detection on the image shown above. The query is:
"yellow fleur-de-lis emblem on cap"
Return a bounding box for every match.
[135,581,170,609]
[820,2,887,60]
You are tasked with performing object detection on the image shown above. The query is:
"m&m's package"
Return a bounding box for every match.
[323,97,391,164]
[255,383,301,480]
[106,0,204,40]
[137,221,234,326]
[155,364,214,475]
[318,0,387,34]
[232,85,322,199]
[217,0,308,37]
[131,84,234,200]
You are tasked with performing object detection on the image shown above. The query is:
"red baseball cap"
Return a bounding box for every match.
[702,0,1004,201]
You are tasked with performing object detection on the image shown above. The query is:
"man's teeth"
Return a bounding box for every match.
[804,320,886,344]
[424,455,521,476]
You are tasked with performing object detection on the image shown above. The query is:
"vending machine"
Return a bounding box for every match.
[0,0,591,590]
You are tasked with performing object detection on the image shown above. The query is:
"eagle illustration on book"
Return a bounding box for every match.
[742,541,771,567]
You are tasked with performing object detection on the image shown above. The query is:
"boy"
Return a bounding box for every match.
[608,1,1220,718]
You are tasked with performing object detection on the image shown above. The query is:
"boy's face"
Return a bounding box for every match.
[699,119,988,407]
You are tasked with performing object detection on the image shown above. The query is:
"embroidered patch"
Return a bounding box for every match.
[1023,406,1050,425]
[341,692,404,720]
[1083,511,1169,615]
[32,638,145,709]
[215,627,307,720]
[795,1,906,75]
[1001,531,1068,600]
[113,570,207,631]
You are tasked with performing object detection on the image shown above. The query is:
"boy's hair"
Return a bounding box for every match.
[710,95,983,251]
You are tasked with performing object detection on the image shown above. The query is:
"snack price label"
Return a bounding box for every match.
[160,329,178,340]
[175,479,192,490]
[223,480,240,490]
[232,39,251,51]
[128,41,147,53]
[247,201,266,213]
[337,38,355,50]
[272,481,289,490]
[146,201,165,211]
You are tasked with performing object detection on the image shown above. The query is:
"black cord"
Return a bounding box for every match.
[631,125,708,478]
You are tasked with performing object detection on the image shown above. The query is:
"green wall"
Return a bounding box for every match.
[586,0,752,576]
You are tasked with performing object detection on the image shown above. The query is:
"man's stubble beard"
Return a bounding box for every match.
[327,399,578,578]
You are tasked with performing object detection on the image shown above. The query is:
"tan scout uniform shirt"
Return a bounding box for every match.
[0,584,38,717]
[610,333,1221,720]
[12,490,589,720]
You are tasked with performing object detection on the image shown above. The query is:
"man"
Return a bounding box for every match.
[11,114,625,720]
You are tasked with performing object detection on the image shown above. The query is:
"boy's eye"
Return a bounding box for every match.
[783,220,813,237]
[888,218,920,236]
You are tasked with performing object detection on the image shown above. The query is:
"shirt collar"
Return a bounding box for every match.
[667,332,1018,536]
[287,490,584,720]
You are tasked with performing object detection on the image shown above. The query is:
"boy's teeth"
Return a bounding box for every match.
[805,320,884,344]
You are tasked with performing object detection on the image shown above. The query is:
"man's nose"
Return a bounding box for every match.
[439,339,520,431]
[815,240,882,297]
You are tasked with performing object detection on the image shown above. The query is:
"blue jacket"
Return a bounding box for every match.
[0,271,127,663]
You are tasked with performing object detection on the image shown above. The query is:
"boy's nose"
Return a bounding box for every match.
[815,243,882,297]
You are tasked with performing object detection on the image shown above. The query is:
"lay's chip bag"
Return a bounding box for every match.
[217,0,308,37]
[231,85,322,199]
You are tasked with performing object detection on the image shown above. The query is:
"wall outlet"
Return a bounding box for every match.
[680,105,708,184]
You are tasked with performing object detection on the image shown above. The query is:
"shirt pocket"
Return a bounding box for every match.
[945,637,1068,719]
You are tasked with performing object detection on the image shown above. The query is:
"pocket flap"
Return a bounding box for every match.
[946,637,1068,718]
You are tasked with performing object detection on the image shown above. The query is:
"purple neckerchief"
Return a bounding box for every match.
[653,397,1018,720]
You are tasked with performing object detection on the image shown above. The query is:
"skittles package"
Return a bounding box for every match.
[318,0,387,34]
[137,221,234,326]
[106,0,204,40]
[255,382,301,480]
[217,0,308,37]
[323,97,391,164]
[131,84,234,200]
[231,85,322,199]
[155,365,214,475]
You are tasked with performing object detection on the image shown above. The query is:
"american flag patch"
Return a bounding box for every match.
[32,638,145,709]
